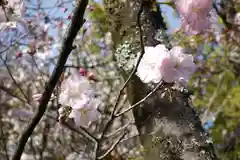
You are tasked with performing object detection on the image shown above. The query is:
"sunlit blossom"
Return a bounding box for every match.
[136,44,168,83]
[137,44,196,85]
[59,73,100,127]
[160,46,196,84]
[59,74,93,107]
[69,94,101,127]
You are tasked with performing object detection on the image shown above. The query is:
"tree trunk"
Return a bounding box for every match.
[104,0,219,159]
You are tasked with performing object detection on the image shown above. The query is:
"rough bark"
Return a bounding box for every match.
[104,0,219,159]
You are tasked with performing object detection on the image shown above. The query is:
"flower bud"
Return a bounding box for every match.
[16,52,22,58]
[79,67,87,76]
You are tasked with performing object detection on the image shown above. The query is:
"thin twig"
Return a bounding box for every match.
[61,120,98,143]
[0,31,30,55]
[11,1,89,159]
[97,131,127,160]
[61,120,99,160]
[103,122,134,138]
[212,2,232,29]
[115,81,163,117]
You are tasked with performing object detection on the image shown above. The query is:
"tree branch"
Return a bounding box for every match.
[11,1,89,159]
[97,131,127,159]
[115,81,163,117]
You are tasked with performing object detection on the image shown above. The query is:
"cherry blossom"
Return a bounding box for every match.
[160,46,196,84]
[59,73,101,127]
[136,44,196,85]
[136,44,169,83]
[15,51,22,58]
[175,0,213,34]
[69,94,100,127]
[79,67,87,76]
[59,74,94,107]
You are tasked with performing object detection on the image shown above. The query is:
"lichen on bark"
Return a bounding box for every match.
[103,0,219,159]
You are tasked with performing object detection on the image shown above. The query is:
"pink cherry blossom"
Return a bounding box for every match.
[16,51,22,58]
[160,46,196,84]
[137,44,196,85]
[79,67,87,76]
[180,16,210,35]
[175,0,213,35]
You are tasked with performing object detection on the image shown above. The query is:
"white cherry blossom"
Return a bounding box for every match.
[136,44,168,83]
[59,73,100,127]
[59,73,93,107]
[69,94,101,127]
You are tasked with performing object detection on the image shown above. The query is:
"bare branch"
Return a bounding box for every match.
[103,122,133,138]
[11,1,89,159]
[61,119,98,144]
[115,81,163,117]
[97,131,127,160]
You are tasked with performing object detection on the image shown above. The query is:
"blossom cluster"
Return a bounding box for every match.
[175,0,213,35]
[136,44,196,85]
[58,73,101,128]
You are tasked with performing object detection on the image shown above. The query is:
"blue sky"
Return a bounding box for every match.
[160,3,180,33]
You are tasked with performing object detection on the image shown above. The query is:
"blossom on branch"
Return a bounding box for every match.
[160,46,196,84]
[136,44,196,85]
[59,74,93,106]
[136,44,168,83]
[69,94,100,128]
[175,0,213,35]
[59,73,101,127]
